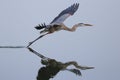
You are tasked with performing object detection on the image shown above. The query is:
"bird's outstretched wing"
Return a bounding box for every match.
[65,68,82,76]
[51,3,79,24]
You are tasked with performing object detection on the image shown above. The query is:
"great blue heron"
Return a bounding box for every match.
[28,3,93,47]
[28,47,94,80]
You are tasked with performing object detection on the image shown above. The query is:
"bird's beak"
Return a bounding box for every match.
[84,24,93,26]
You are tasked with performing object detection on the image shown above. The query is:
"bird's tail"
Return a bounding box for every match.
[35,23,46,30]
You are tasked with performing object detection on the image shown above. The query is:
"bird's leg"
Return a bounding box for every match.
[27,35,44,47]
[27,33,49,47]
[27,47,49,60]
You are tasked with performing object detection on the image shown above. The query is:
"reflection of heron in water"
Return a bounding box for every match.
[27,47,94,80]
[28,3,93,47]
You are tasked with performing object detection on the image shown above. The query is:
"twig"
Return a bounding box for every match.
[0,46,26,48]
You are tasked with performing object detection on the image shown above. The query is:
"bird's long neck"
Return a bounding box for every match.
[62,23,80,32]
[63,61,94,70]
[64,61,81,69]
[70,25,79,31]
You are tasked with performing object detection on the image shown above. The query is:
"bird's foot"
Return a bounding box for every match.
[27,42,33,47]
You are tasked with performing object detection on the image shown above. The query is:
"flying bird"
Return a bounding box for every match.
[28,3,93,46]
[35,3,92,33]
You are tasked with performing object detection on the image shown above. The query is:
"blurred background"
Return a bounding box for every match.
[0,0,120,80]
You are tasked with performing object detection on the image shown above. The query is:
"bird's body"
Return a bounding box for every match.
[28,3,93,46]
[35,3,92,34]
[40,24,62,34]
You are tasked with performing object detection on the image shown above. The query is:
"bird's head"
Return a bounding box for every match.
[78,23,93,27]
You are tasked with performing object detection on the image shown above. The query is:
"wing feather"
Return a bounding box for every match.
[51,3,79,24]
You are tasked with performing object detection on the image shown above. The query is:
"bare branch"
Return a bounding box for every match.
[0,46,25,48]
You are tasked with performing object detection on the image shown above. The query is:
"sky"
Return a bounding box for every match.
[0,0,120,80]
